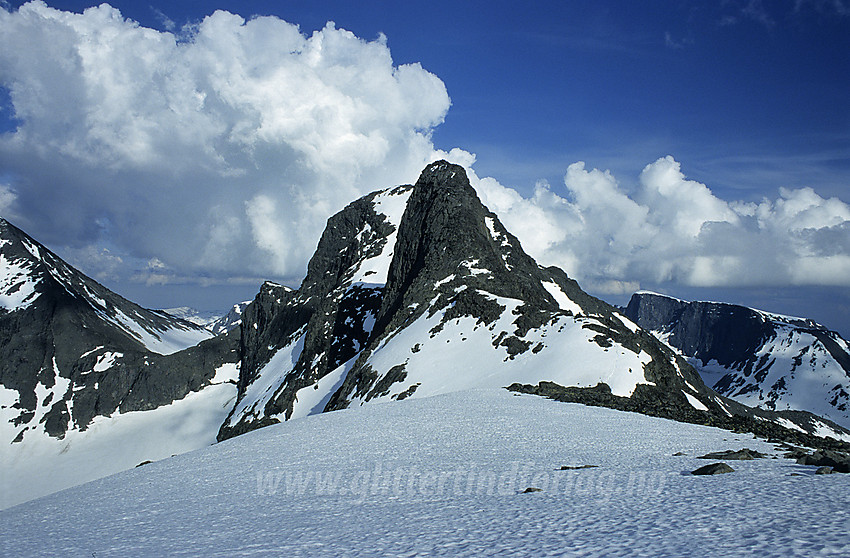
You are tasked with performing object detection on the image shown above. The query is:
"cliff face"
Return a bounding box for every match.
[625,291,850,430]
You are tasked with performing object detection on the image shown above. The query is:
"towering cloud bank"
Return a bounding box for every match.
[1,2,848,294]
[476,156,850,293]
[0,2,454,282]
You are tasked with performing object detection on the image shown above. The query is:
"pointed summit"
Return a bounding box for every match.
[377,160,535,336]
[323,162,702,413]
[225,162,762,440]
[222,161,850,444]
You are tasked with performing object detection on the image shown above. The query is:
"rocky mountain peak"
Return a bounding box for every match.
[375,161,557,339]
[222,162,734,438]
[219,161,850,446]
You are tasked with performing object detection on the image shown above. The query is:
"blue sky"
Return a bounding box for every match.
[0,1,848,335]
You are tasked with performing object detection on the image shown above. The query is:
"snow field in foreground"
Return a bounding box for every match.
[2,389,849,557]
[0,380,237,510]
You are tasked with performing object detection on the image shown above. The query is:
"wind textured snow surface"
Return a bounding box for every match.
[3,390,848,557]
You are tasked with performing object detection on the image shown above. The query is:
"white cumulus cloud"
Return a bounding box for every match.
[0,182,16,216]
[472,156,850,291]
[1,2,848,297]
[0,2,452,282]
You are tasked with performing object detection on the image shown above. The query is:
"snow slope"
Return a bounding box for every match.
[104,306,214,355]
[0,364,238,510]
[344,291,651,403]
[699,323,850,427]
[3,389,847,557]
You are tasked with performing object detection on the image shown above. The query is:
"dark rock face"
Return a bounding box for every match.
[624,292,850,430]
[372,162,550,337]
[691,463,734,475]
[218,187,410,439]
[236,282,304,394]
[624,294,775,367]
[0,218,237,442]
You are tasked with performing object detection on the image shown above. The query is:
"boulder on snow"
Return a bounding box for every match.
[691,463,735,475]
[796,450,850,473]
[783,447,810,460]
[697,448,766,460]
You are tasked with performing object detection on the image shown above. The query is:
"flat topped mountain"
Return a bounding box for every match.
[624,291,850,430]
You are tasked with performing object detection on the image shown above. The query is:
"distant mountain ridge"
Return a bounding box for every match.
[0,217,241,507]
[624,291,850,430]
[162,301,250,336]
[0,217,241,440]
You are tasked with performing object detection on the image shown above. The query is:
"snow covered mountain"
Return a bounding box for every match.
[4,389,849,557]
[624,292,850,431]
[207,301,251,336]
[219,161,847,445]
[160,306,222,326]
[0,218,240,508]
[3,161,848,511]
[161,301,250,335]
